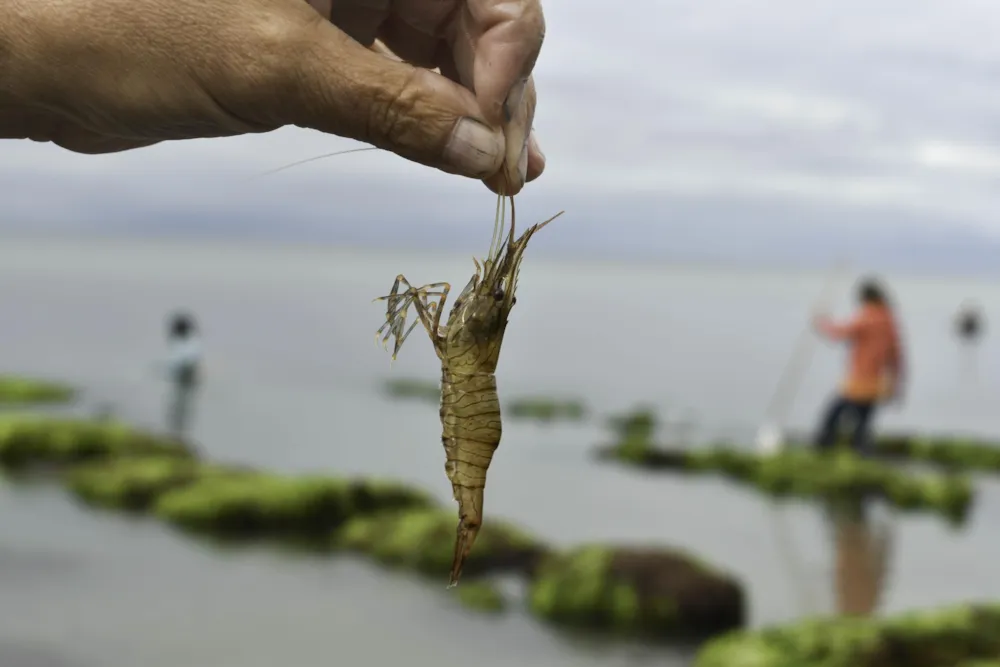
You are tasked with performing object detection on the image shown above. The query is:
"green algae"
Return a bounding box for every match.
[506,397,587,423]
[0,417,192,470]
[598,441,973,524]
[455,580,507,614]
[334,508,546,578]
[155,474,434,539]
[528,545,744,640]
[607,408,659,443]
[695,602,1000,667]
[66,456,248,511]
[0,375,75,405]
[382,378,440,403]
[874,434,1000,472]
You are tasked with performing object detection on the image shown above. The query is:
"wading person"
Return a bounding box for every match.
[954,302,985,387]
[812,278,905,454]
[162,312,202,441]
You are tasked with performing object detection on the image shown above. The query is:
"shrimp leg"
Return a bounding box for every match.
[376,289,440,357]
[409,283,451,357]
[429,282,451,337]
[374,276,450,358]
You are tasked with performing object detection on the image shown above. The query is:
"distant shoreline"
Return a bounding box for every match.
[0,230,993,286]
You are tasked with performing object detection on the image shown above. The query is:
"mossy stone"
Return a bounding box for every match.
[383,378,440,403]
[695,603,1000,667]
[873,434,1000,472]
[607,408,658,442]
[0,418,192,470]
[154,474,434,539]
[0,376,75,405]
[613,435,658,464]
[455,580,507,613]
[507,397,587,423]
[67,457,247,511]
[528,545,744,641]
[334,508,546,578]
[599,441,973,522]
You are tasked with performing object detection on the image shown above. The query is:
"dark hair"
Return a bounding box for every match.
[857,277,886,305]
[956,305,983,340]
[168,312,196,339]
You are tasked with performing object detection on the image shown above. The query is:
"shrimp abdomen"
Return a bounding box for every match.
[440,370,501,585]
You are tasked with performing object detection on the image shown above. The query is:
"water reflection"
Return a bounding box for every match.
[824,499,894,617]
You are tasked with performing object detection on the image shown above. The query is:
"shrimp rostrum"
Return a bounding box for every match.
[374,195,563,587]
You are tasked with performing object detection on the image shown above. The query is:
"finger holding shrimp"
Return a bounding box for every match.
[312,0,548,194]
[448,1,546,194]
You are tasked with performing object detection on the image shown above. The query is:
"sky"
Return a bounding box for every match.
[5,0,1000,273]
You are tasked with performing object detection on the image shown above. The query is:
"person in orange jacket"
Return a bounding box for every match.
[812,278,905,454]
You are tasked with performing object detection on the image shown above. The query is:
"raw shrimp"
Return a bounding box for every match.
[374,194,563,587]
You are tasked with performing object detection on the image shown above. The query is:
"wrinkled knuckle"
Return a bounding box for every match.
[366,69,452,155]
[366,68,421,142]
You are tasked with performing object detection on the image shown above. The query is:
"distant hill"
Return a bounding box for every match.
[3,187,998,278]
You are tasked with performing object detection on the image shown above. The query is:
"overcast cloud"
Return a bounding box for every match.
[4,0,1000,273]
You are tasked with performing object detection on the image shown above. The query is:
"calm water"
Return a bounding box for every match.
[1,237,999,667]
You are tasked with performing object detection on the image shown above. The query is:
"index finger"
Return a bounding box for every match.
[463,0,545,126]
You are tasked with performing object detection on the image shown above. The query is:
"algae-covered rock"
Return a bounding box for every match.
[607,408,659,442]
[0,417,192,470]
[155,474,435,538]
[875,434,1000,472]
[507,397,587,423]
[67,457,247,511]
[598,442,973,523]
[598,407,680,465]
[335,508,547,578]
[455,580,507,614]
[695,602,1000,667]
[382,378,439,403]
[0,375,75,405]
[528,545,745,640]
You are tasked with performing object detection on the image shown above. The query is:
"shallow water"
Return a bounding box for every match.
[1,237,998,666]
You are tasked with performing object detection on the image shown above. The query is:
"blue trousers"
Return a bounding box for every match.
[814,395,877,454]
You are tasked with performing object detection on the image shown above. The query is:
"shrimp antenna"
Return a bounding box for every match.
[508,193,516,241]
[247,146,382,181]
[496,171,516,258]
[486,193,505,264]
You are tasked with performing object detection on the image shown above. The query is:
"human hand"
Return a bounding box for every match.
[811,313,831,330]
[0,0,545,194]
[880,376,904,407]
[314,0,546,194]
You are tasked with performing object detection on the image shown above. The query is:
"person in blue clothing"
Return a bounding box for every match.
[163,312,202,440]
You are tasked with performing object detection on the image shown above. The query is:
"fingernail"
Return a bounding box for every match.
[445,118,503,178]
[517,145,528,184]
[503,79,528,123]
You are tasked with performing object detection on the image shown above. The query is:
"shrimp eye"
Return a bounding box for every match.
[511,296,517,306]
[493,287,505,301]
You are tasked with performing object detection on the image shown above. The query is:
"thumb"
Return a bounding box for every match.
[290,22,505,180]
